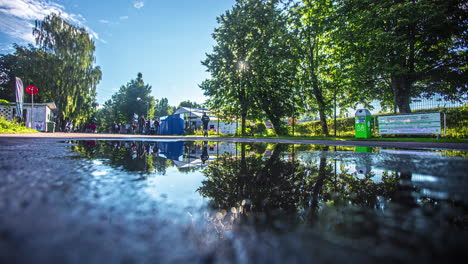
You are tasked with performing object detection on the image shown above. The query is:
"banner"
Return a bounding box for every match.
[15,77,24,119]
[377,113,441,135]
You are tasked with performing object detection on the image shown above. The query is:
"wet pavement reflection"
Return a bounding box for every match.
[1,139,467,263]
[66,140,468,263]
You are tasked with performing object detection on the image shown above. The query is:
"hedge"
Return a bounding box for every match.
[294,106,468,138]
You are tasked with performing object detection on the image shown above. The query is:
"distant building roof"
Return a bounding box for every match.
[174,107,212,118]
[10,102,57,110]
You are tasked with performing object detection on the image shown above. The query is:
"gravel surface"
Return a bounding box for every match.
[0,137,376,264]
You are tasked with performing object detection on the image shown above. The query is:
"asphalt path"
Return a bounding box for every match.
[1,132,467,150]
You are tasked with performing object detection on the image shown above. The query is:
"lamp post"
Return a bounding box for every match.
[238,60,248,136]
[137,97,149,118]
[137,97,142,115]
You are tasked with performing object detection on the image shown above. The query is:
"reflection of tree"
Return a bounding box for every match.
[72,141,169,174]
[199,144,308,214]
[199,143,404,229]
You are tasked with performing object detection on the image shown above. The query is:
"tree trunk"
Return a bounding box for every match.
[391,74,412,113]
[308,155,328,223]
[393,171,416,208]
[241,112,246,136]
[312,83,329,136]
[268,114,287,136]
[318,109,329,136]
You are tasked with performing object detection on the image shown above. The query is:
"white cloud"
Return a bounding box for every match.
[133,1,144,9]
[0,0,99,44]
[0,13,36,43]
[99,19,109,24]
[119,15,129,20]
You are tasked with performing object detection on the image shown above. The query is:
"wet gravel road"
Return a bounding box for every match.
[0,137,373,264]
[1,135,467,264]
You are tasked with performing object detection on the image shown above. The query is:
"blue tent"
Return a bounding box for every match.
[157,141,184,160]
[159,114,184,135]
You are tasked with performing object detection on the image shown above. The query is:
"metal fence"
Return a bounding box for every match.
[339,95,466,117]
[409,95,467,111]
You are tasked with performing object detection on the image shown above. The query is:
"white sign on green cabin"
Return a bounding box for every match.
[377,113,442,135]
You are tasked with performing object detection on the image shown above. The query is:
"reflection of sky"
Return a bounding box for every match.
[76,140,468,209]
[143,167,208,209]
[86,156,208,212]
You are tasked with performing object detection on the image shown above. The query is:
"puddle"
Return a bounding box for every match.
[3,139,467,263]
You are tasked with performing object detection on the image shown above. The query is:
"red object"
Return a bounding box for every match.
[26,85,38,95]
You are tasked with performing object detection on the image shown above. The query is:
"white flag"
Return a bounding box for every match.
[15,77,24,118]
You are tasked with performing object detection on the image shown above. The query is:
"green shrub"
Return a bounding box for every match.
[0,117,37,133]
[0,99,9,106]
[294,106,468,138]
[444,106,468,138]
[296,117,355,137]
[252,123,267,135]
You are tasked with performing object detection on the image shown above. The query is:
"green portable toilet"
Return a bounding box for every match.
[355,109,372,138]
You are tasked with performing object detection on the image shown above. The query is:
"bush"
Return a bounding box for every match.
[296,117,355,137]
[444,106,468,138]
[252,123,267,135]
[0,99,10,106]
[295,106,468,138]
[0,117,37,133]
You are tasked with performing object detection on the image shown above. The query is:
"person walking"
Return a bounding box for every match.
[153,118,160,135]
[112,121,118,134]
[138,115,145,135]
[201,112,210,137]
[145,119,151,135]
[200,141,209,164]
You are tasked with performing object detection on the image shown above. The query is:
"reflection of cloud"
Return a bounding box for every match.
[119,15,129,20]
[0,0,99,43]
[133,1,144,9]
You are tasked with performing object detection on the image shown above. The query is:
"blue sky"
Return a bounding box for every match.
[0,0,236,106]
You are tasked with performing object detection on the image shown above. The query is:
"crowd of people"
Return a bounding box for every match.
[112,115,160,135]
[64,121,97,133]
[110,140,160,159]
[63,112,210,136]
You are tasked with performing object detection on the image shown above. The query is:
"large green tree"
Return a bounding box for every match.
[0,54,17,101]
[337,0,468,113]
[288,0,350,136]
[33,13,102,126]
[177,100,202,109]
[154,97,175,117]
[201,0,299,135]
[0,14,102,128]
[0,45,60,106]
[95,73,155,131]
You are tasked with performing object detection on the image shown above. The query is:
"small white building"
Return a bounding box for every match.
[173,107,240,135]
[0,102,57,132]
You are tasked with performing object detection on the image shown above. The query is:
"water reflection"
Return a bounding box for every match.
[195,143,468,262]
[72,140,223,175]
[69,140,468,262]
[198,144,406,227]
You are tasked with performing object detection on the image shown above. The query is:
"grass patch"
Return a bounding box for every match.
[0,117,37,133]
